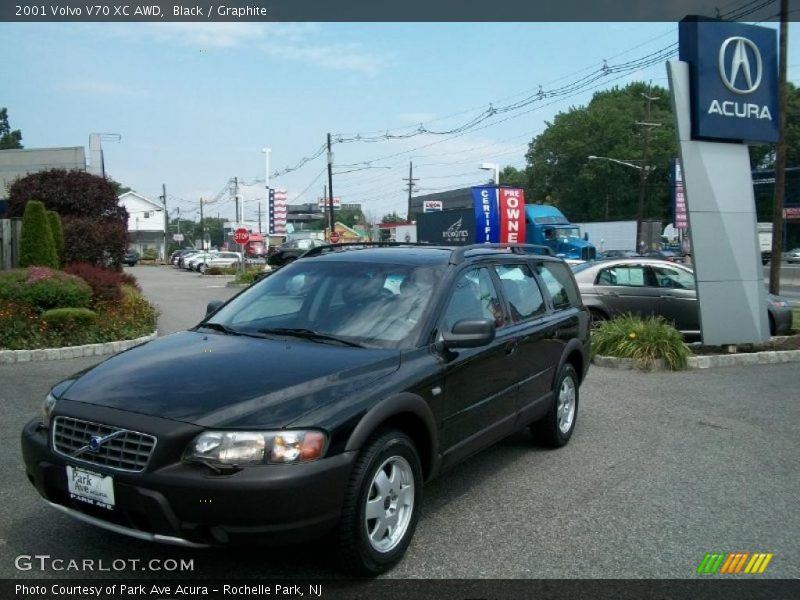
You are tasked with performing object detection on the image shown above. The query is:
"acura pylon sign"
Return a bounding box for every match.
[679,17,778,143]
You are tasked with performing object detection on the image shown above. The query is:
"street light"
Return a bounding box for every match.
[587,155,657,251]
[262,147,271,236]
[479,162,500,186]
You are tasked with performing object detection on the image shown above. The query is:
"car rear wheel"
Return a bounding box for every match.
[337,430,422,575]
[531,363,579,448]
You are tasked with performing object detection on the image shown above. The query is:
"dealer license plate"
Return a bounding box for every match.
[66,465,115,510]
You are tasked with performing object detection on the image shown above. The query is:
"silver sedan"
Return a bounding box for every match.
[572,258,793,336]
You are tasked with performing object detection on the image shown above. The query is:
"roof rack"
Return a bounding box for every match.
[301,241,433,259]
[448,243,554,265]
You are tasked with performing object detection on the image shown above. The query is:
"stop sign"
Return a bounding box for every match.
[329,232,340,243]
[233,228,250,245]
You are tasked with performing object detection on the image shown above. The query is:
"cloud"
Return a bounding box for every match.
[59,81,149,97]
[261,42,392,76]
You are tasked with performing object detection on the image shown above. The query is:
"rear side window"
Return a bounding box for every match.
[494,264,546,321]
[535,261,581,309]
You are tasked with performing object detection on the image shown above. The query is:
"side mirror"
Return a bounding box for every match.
[584,232,589,241]
[441,319,495,349]
[206,300,224,316]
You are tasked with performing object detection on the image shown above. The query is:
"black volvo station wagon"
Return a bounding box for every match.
[22,243,590,574]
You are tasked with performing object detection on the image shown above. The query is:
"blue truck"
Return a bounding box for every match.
[417,203,596,262]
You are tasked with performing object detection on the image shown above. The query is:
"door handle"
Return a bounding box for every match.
[659,295,673,300]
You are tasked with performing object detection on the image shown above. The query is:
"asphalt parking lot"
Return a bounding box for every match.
[1,266,798,579]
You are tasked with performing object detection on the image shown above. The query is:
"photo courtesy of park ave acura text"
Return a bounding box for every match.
[0,0,798,596]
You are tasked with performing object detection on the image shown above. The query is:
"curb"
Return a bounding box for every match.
[594,349,800,371]
[0,332,158,364]
[225,282,251,288]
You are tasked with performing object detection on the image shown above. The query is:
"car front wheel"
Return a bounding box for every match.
[531,363,579,448]
[338,430,422,575]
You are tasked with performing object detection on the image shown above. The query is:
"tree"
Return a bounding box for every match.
[380,211,405,224]
[0,108,23,149]
[527,82,677,223]
[47,210,64,266]
[749,81,800,170]
[8,169,129,267]
[499,166,529,189]
[19,201,58,268]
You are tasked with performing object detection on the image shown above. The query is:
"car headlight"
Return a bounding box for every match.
[41,392,57,427]
[184,430,327,465]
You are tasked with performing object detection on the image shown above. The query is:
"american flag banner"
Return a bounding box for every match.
[268,188,287,235]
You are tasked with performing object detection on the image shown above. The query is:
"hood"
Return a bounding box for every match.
[60,331,400,428]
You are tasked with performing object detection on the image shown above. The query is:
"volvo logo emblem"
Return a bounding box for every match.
[89,436,103,452]
[718,37,762,95]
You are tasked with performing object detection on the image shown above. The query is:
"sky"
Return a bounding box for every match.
[1,18,798,226]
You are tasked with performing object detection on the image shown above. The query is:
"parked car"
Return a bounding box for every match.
[21,243,590,575]
[122,250,139,267]
[201,251,242,272]
[572,257,793,336]
[170,248,195,265]
[185,252,217,271]
[641,249,682,263]
[786,248,800,264]
[267,238,329,267]
[598,250,639,260]
[176,250,203,268]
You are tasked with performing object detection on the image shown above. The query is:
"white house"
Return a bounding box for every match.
[118,191,165,259]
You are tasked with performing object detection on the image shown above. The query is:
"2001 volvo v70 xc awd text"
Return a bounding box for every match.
[21,243,590,574]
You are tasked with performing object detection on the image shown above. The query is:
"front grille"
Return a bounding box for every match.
[582,247,596,261]
[52,416,156,472]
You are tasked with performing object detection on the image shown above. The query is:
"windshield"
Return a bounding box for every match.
[555,227,581,239]
[205,261,442,348]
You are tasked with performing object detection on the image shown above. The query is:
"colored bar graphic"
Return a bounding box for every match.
[699,552,773,574]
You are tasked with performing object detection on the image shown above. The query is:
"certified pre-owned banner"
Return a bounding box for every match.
[472,186,499,243]
[499,188,526,243]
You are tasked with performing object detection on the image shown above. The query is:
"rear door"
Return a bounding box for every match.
[649,264,699,332]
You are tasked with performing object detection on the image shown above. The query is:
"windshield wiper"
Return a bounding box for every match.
[198,322,241,335]
[257,328,364,348]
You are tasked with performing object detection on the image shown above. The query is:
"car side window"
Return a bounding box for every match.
[651,265,695,290]
[443,268,504,330]
[494,264,546,321]
[596,265,647,287]
[535,261,580,309]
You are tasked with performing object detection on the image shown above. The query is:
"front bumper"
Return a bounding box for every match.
[21,417,356,547]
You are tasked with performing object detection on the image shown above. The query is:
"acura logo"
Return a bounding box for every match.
[718,36,762,95]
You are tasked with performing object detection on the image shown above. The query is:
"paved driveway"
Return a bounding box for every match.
[1,266,797,579]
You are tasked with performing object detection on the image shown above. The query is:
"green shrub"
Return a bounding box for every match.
[0,268,92,310]
[591,314,691,370]
[47,210,64,265]
[206,266,224,275]
[233,268,263,285]
[42,307,97,331]
[142,248,158,261]
[19,200,58,268]
[96,285,158,340]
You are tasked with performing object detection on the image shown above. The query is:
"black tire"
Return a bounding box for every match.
[769,313,776,337]
[531,363,579,448]
[337,430,422,575]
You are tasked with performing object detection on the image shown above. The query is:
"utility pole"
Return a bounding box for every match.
[323,185,330,234]
[258,203,262,236]
[199,197,205,250]
[160,183,167,262]
[635,88,661,252]
[233,177,240,225]
[403,161,419,221]
[769,0,789,296]
[327,133,335,240]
